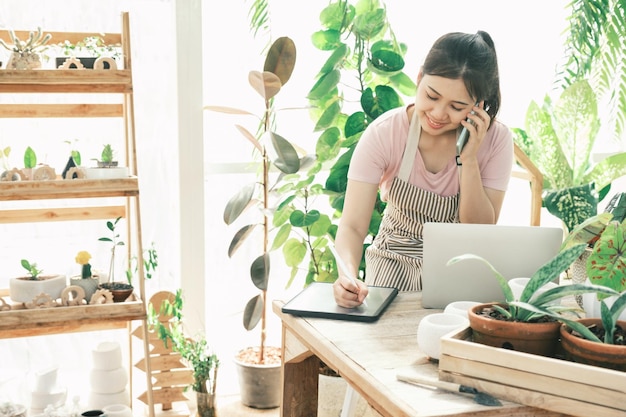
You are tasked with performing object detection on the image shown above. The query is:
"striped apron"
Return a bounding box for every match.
[364,108,460,291]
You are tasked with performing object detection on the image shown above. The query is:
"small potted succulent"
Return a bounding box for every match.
[84,144,129,179]
[0,27,52,70]
[69,251,101,303]
[9,259,66,304]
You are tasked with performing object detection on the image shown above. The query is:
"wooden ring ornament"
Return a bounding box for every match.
[94,57,117,70]
[58,57,85,69]
[25,293,55,309]
[0,298,11,311]
[65,167,85,180]
[61,285,85,306]
[90,288,114,304]
[33,165,56,181]
[0,168,25,182]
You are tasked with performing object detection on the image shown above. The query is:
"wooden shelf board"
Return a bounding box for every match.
[0,177,139,200]
[0,70,132,93]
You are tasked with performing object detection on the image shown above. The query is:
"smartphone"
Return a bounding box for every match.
[456,103,479,155]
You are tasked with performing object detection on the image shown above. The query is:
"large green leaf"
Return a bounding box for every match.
[250,252,270,291]
[308,69,341,100]
[311,29,342,50]
[264,36,296,86]
[319,2,354,31]
[361,85,403,119]
[269,132,300,174]
[586,220,626,295]
[544,183,598,233]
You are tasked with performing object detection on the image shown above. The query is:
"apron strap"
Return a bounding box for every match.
[398,104,421,181]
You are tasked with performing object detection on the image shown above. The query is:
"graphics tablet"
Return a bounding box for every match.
[281,282,398,322]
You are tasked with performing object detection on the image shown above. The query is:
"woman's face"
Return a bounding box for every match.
[414,74,475,136]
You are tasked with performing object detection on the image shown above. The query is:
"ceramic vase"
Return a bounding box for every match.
[70,277,100,303]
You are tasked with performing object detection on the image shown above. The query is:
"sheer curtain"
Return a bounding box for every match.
[0,0,178,410]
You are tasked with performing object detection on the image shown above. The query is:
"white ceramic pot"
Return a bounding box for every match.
[83,167,129,180]
[102,404,132,417]
[9,274,66,303]
[87,389,129,409]
[443,301,480,319]
[582,279,626,320]
[90,367,128,394]
[92,341,122,370]
[30,387,67,410]
[33,366,59,393]
[69,277,100,303]
[417,313,468,360]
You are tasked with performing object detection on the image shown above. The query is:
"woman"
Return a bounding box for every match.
[333,31,514,307]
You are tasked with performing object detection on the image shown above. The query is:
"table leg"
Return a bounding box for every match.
[282,355,319,417]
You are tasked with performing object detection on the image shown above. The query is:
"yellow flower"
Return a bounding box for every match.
[75,251,92,265]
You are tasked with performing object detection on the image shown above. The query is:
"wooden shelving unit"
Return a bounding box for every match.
[0,12,155,417]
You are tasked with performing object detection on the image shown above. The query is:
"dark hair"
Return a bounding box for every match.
[422,31,501,123]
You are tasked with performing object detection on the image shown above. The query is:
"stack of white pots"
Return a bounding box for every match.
[87,342,130,409]
[30,366,67,415]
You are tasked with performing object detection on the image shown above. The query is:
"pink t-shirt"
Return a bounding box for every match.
[348,105,513,201]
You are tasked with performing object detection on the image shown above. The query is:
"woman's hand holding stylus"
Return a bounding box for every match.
[330,245,369,308]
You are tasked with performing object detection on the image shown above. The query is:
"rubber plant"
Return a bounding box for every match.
[269,0,416,287]
[205,36,300,364]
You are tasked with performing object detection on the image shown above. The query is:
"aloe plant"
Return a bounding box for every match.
[447,243,617,322]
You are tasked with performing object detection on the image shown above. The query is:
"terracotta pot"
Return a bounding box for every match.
[560,318,626,371]
[468,303,561,357]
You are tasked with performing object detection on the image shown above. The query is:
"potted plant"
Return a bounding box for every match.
[204,36,299,408]
[55,36,121,69]
[9,259,66,304]
[83,144,129,179]
[551,211,626,370]
[0,27,51,70]
[148,289,219,417]
[512,79,626,235]
[69,251,100,303]
[446,243,617,357]
[98,217,133,302]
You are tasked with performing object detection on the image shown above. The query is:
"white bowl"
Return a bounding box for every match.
[417,313,469,360]
[102,404,132,417]
[443,301,480,319]
[92,341,122,370]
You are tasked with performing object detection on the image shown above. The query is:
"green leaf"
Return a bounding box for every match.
[264,36,296,86]
[368,49,405,75]
[283,238,307,268]
[361,85,403,119]
[308,69,341,100]
[314,98,341,132]
[250,253,270,291]
[586,220,626,294]
[270,132,300,174]
[320,43,349,74]
[345,111,367,138]
[389,72,417,97]
[24,146,37,169]
[544,183,598,233]
[289,209,321,228]
[319,2,354,31]
[311,30,342,50]
[223,183,256,225]
[243,294,263,331]
[227,224,257,258]
[315,127,341,162]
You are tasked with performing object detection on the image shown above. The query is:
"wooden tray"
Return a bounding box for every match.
[439,327,626,417]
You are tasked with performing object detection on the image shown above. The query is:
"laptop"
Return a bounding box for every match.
[421,222,563,309]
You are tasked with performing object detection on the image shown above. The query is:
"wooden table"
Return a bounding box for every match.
[273,292,571,417]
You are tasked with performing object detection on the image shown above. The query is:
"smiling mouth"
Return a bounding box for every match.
[426,116,446,129]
